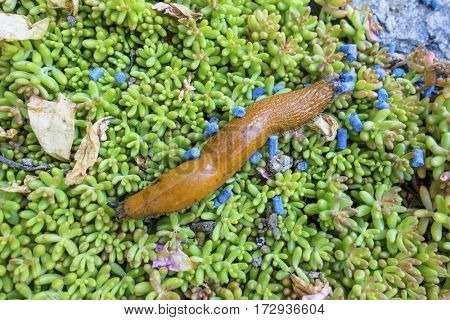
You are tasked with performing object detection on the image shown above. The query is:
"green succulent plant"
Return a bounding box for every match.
[0,0,448,301]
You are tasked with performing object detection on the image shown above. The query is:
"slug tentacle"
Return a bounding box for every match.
[115,78,339,220]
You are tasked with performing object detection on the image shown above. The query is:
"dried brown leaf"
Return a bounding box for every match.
[28,94,78,161]
[0,175,38,194]
[290,274,333,300]
[0,127,18,139]
[423,51,437,87]
[178,76,195,100]
[47,0,79,15]
[134,155,151,170]
[0,13,49,41]
[307,113,337,141]
[153,2,203,24]
[65,117,112,185]
[153,241,197,272]
[406,44,450,88]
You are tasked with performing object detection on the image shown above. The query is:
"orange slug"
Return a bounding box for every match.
[109,77,337,220]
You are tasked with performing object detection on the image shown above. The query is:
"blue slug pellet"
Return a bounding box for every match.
[249,151,262,164]
[268,136,278,157]
[273,85,284,93]
[296,161,308,171]
[214,189,233,207]
[89,67,104,81]
[272,196,284,215]
[303,83,311,87]
[417,77,425,87]
[376,100,390,110]
[209,116,219,123]
[339,44,357,62]
[340,70,356,83]
[372,65,386,79]
[377,88,389,101]
[232,106,246,118]
[218,188,233,203]
[335,81,355,95]
[337,128,348,150]
[115,71,127,84]
[392,68,405,78]
[204,122,219,137]
[411,148,425,168]
[252,87,266,100]
[423,86,435,98]
[182,147,200,161]
[348,112,363,133]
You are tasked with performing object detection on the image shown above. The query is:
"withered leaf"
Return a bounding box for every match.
[0,175,38,194]
[406,44,428,73]
[178,76,195,100]
[290,274,333,300]
[0,127,18,139]
[307,113,338,141]
[28,94,78,162]
[47,0,79,16]
[153,2,203,24]
[134,155,151,170]
[0,13,49,41]
[405,44,447,88]
[152,241,196,272]
[423,51,437,88]
[65,117,112,185]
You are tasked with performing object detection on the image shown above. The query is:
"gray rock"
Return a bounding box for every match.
[351,0,449,59]
[266,154,293,174]
[308,271,325,279]
[190,221,215,233]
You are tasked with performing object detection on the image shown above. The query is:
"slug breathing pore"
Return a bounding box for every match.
[109,75,344,220]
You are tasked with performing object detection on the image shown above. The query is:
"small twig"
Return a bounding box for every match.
[0,155,51,171]
[125,49,135,73]
[126,50,137,86]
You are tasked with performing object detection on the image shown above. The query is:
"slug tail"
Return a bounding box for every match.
[107,202,128,221]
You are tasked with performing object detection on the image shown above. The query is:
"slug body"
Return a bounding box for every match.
[115,79,335,219]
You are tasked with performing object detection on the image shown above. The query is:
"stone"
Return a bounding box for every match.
[266,154,293,174]
[351,0,449,59]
